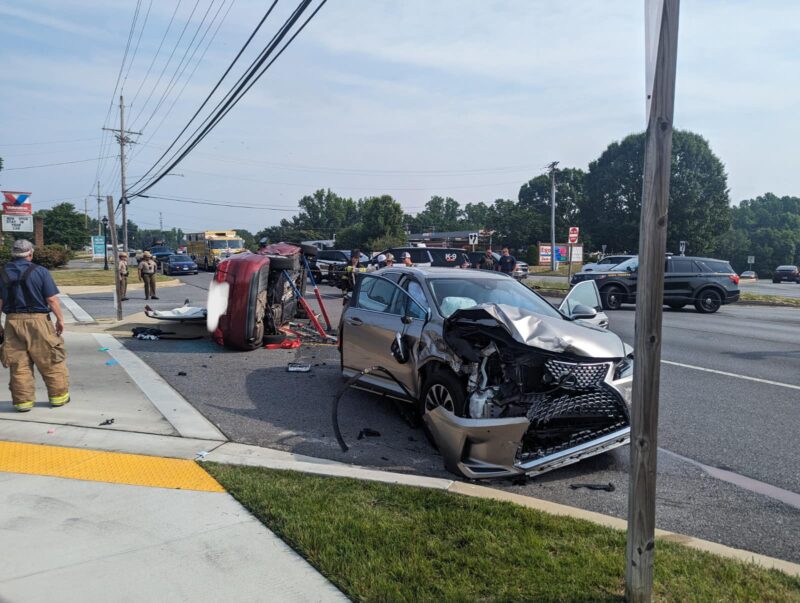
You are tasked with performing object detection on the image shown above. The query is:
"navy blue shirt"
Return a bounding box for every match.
[1,259,59,313]
[498,254,516,274]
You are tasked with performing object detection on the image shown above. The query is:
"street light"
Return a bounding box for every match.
[101,216,109,271]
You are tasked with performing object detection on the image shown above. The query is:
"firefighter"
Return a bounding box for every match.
[384,253,395,267]
[342,250,365,293]
[138,251,159,300]
[0,239,70,412]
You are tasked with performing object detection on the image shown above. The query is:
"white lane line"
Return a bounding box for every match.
[662,360,800,392]
[93,333,227,442]
[58,293,93,323]
[660,448,800,511]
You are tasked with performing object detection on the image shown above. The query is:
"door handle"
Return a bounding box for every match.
[346,317,363,326]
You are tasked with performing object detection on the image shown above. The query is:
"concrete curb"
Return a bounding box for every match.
[59,279,183,296]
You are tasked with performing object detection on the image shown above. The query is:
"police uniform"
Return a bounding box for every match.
[119,253,130,300]
[0,249,70,412]
[138,254,159,300]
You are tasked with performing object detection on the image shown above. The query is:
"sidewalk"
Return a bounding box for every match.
[0,301,346,602]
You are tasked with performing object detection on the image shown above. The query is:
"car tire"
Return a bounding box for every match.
[268,255,295,271]
[419,369,467,448]
[694,288,722,313]
[601,285,624,311]
[666,302,686,310]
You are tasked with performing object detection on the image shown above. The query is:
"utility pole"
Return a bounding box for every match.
[159,212,163,232]
[84,198,88,228]
[96,181,102,235]
[547,161,559,271]
[102,95,140,253]
[625,1,680,602]
[106,196,123,321]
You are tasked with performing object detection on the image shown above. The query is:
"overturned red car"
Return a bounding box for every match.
[207,242,318,350]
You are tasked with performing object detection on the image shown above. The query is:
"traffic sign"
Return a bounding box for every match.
[2,214,33,232]
[568,226,579,244]
[468,232,479,245]
[747,255,755,265]
[679,240,687,255]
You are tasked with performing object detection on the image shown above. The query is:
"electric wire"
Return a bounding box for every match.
[121,0,154,94]
[5,156,118,171]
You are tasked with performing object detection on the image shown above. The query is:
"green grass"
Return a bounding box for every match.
[52,269,173,286]
[205,464,800,602]
[525,278,570,292]
[740,292,800,308]
[529,265,578,277]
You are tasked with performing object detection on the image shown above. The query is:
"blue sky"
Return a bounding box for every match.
[1,0,798,233]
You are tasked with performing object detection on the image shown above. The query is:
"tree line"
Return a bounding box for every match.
[16,129,800,276]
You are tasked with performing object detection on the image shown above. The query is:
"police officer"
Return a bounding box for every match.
[497,247,517,275]
[0,239,70,412]
[118,252,130,301]
[138,251,159,300]
[479,249,496,270]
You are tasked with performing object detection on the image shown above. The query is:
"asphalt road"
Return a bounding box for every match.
[118,272,800,563]
[739,279,800,298]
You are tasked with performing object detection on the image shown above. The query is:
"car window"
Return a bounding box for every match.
[776,265,797,271]
[356,276,401,315]
[612,257,638,272]
[600,256,627,265]
[402,278,429,319]
[428,249,462,266]
[561,281,602,314]
[429,276,562,319]
[668,259,699,272]
[699,260,734,273]
[409,249,430,264]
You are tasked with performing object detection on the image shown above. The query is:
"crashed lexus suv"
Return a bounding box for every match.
[339,267,633,480]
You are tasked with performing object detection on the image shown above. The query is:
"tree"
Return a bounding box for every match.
[35,202,89,249]
[583,130,730,254]
[518,167,585,244]
[460,202,493,230]
[406,196,463,233]
[232,228,256,250]
[485,198,543,252]
[715,193,800,276]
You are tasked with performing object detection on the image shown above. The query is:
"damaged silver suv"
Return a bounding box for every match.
[339,267,633,480]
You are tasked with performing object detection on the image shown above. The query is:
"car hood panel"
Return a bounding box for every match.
[446,303,625,358]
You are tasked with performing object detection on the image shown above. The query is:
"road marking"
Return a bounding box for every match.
[0,441,224,492]
[58,293,93,323]
[662,360,800,391]
[660,448,800,511]
[93,333,227,441]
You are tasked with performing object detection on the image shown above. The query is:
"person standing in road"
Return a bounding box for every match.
[118,252,130,301]
[497,247,517,275]
[138,251,159,300]
[479,249,496,271]
[0,239,70,412]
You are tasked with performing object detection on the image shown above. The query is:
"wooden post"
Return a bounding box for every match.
[567,243,574,283]
[106,196,123,321]
[625,1,680,602]
[34,216,44,248]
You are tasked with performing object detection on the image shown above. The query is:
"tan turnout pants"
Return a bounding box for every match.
[142,273,156,298]
[1,314,70,406]
[120,275,128,299]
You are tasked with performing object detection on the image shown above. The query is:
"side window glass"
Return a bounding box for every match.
[404,279,429,319]
[561,281,601,314]
[356,276,401,315]
[411,249,429,264]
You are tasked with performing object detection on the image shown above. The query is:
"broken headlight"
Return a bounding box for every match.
[612,357,634,406]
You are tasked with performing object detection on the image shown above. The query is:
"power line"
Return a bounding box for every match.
[0,137,100,147]
[4,156,117,171]
[139,193,299,211]
[121,0,154,93]
[130,0,327,197]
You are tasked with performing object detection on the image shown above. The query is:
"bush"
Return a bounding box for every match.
[33,245,69,269]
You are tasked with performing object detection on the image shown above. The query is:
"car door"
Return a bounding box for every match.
[341,274,428,398]
[664,258,696,302]
[559,281,609,328]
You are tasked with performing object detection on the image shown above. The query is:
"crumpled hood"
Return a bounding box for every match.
[446,303,626,358]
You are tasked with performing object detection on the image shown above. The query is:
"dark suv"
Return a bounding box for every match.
[772,265,799,283]
[571,256,740,313]
[382,247,470,268]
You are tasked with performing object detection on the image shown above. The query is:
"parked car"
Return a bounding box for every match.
[380,247,470,269]
[772,265,799,283]
[571,256,740,313]
[739,270,758,281]
[149,246,174,265]
[161,255,198,275]
[466,251,529,280]
[206,243,317,350]
[580,254,635,272]
[339,267,632,479]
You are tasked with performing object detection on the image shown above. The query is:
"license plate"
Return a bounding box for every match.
[182,266,188,270]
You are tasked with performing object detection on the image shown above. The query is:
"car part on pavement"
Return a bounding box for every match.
[570,482,615,492]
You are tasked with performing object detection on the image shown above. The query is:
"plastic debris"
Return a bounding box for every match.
[47,428,56,434]
[177,371,187,376]
[105,359,119,366]
[97,347,110,352]
[357,428,381,440]
[195,451,209,460]
[99,418,115,426]
[569,482,615,492]
[287,363,311,373]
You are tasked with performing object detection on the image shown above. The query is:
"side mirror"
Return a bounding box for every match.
[570,303,598,320]
[391,332,409,363]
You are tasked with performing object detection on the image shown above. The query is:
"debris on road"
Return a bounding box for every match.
[357,428,381,440]
[99,418,115,426]
[177,371,187,376]
[287,362,311,373]
[195,451,209,460]
[105,359,118,366]
[97,347,110,352]
[569,482,615,492]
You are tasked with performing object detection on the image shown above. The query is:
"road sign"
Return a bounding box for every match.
[568,226,579,244]
[468,232,479,245]
[601,244,607,254]
[679,240,687,255]
[747,255,755,265]
[2,191,32,216]
[92,236,106,259]
[2,214,33,232]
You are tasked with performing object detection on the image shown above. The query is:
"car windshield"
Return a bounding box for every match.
[151,247,172,254]
[610,257,638,272]
[428,276,562,319]
[209,240,234,249]
[169,255,190,262]
[777,265,797,271]
[227,240,243,249]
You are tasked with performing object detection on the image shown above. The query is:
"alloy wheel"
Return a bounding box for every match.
[425,383,455,413]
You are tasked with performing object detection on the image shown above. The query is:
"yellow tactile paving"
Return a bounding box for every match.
[0,441,224,492]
